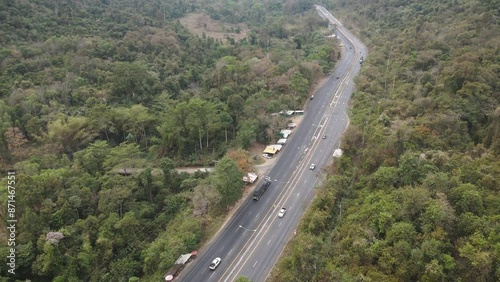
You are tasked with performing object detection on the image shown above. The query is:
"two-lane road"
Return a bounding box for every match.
[177,6,366,282]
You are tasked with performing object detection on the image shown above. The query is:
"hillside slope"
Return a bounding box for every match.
[0,0,342,281]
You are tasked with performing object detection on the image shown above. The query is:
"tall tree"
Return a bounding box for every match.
[102,142,145,175]
[211,156,243,209]
[110,62,157,102]
[73,140,110,175]
[45,116,98,155]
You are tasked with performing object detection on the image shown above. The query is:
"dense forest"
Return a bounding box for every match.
[0,0,339,281]
[271,0,500,281]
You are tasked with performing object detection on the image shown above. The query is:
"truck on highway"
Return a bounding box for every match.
[252,177,271,200]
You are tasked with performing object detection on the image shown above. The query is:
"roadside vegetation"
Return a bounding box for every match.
[0,0,340,280]
[271,0,500,281]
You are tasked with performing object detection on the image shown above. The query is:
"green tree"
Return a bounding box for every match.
[73,140,110,175]
[154,103,184,157]
[449,183,484,216]
[459,234,494,282]
[186,98,209,151]
[141,209,201,276]
[126,104,155,147]
[87,103,115,142]
[159,157,174,179]
[398,152,425,186]
[420,194,456,234]
[102,142,145,174]
[46,116,98,155]
[98,175,135,218]
[33,240,64,277]
[290,71,309,103]
[421,259,444,282]
[211,156,243,209]
[110,62,158,103]
[370,166,400,190]
[235,119,258,148]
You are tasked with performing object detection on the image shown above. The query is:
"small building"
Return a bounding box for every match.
[263,146,279,155]
[243,172,258,184]
[333,149,343,157]
[269,144,283,151]
[279,110,295,116]
[277,138,287,145]
[280,129,293,138]
[164,251,198,281]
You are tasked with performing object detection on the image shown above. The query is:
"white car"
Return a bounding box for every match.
[209,257,221,270]
[278,208,287,218]
[309,163,316,170]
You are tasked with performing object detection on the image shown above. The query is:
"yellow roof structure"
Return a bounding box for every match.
[263,146,279,155]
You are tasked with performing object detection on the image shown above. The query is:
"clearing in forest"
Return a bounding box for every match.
[179,13,249,41]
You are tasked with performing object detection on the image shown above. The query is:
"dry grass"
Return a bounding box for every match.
[179,13,249,42]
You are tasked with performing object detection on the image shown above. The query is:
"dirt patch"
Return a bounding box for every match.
[287,115,304,128]
[248,142,266,166]
[179,13,249,42]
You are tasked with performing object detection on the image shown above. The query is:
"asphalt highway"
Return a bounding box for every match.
[177,6,367,282]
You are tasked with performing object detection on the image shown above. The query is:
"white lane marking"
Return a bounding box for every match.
[267,240,271,246]
[297,193,300,197]
[228,248,234,255]
[256,213,259,218]
[279,221,282,227]
[253,260,258,268]
[224,196,289,281]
